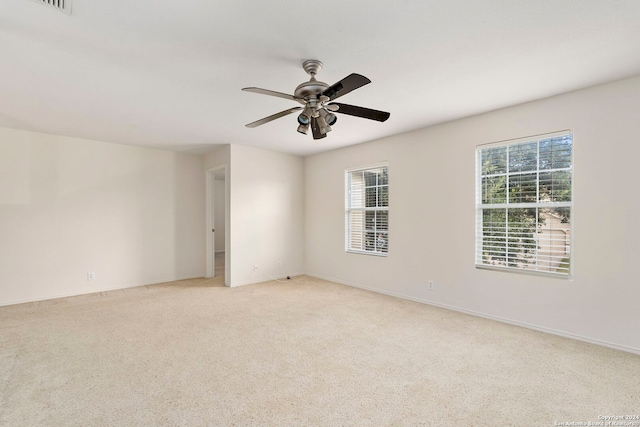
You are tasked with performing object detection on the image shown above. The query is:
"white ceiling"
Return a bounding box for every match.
[2,1,640,157]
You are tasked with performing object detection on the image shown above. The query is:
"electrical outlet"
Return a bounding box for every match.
[277,260,282,268]
[253,264,258,271]
[87,272,96,281]
[427,280,434,290]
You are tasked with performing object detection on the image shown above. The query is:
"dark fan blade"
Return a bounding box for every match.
[330,103,390,122]
[310,117,326,140]
[245,107,302,128]
[321,73,371,101]
[242,87,303,103]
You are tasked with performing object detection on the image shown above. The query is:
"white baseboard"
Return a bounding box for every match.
[0,274,205,307]
[306,273,640,356]
[229,272,303,288]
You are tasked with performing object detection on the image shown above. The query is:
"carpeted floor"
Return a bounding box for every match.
[1,275,638,426]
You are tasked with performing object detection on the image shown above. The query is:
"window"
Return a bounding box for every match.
[345,163,389,255]
[476,131,573,276]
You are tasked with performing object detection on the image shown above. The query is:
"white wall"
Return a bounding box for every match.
[0,128,205,305]
[229,144,304,286]
[304,75,640,353]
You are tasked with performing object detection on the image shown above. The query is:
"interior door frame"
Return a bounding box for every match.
[206,165,230,286]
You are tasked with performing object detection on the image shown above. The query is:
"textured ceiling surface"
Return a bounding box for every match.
[2,0,640,156]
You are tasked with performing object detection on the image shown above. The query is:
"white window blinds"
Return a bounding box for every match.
[345,163,389,255]
[476,131,573,276]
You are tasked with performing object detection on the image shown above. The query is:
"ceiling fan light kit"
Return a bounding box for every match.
[242,60,390,140]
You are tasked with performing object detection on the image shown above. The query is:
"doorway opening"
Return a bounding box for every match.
[206,166,229,286]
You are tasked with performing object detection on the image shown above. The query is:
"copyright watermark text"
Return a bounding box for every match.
[554,415,640,426]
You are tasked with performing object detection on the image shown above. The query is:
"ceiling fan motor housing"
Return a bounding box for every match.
[294,79,329,100]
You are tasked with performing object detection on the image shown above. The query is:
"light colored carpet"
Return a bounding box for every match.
[1,275,638,426]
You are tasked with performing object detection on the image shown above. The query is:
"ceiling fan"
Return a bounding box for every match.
[242,60,390,140]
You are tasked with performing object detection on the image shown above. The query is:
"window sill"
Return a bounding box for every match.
[346,250,388,257]
[475,264,572,280]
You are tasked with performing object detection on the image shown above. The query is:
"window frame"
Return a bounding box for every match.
[475,131,573,278]
[345,162,389,257]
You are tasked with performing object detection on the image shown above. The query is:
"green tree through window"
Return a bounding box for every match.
[477,133,572,275]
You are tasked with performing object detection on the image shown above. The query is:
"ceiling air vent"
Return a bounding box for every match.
[30,0,72,15]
